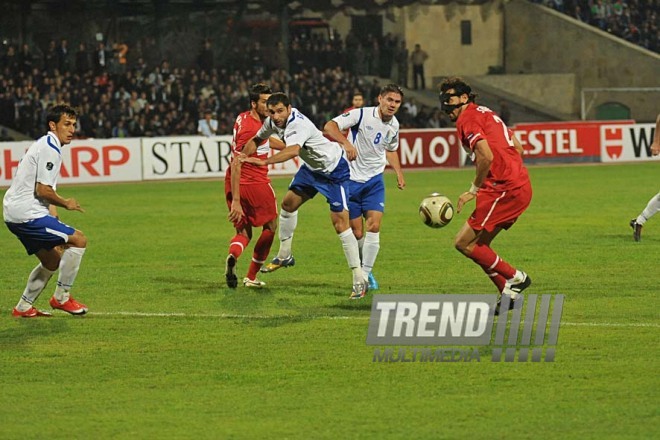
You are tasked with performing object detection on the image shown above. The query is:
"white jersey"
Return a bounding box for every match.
[3,132,63,223]
[332,106,399,183]
[257,108,343,174]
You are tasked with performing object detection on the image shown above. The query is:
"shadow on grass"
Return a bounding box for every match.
[0,316,69,349]
[152,276,223,295]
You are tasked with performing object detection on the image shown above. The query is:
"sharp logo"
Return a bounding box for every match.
[368,294,564,363]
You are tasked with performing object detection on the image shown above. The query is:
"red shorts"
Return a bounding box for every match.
[468,182,532,232]
[225,180,278,229]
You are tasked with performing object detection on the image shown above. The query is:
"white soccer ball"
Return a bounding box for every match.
[419,193,454,228]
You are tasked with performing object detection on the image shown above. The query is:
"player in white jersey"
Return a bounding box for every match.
[239,92,367,299]
[324,84,406,291]
[3,104,89,317]
[629,113,660,241]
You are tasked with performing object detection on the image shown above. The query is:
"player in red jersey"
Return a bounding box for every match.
[224,83,284,288]
[439,77,532,313]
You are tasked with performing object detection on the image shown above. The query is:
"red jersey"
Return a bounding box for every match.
[456,103,529,191]
[228,111,270,185]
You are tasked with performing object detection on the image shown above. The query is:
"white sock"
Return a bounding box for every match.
[357,236,365,261]
[54,247,86,303]
[362,231,380,279]
[15,264,55,311]
[507,270,525,284]
[276,210,297,259]
[338,229,364,283]
[636,192,660,225]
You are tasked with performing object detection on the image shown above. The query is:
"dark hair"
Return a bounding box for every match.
[47,104,77,125]
[266,92,290,108]
[353,91,364,98]
[439,77,478,103]
[249,83,272,106]
[380,84,404,99]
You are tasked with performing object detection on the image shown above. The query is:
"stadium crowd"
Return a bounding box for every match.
[0,30,446,141]
[535,0,659,52]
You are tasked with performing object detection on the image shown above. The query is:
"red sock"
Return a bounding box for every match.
[229,234,250,259]
[469,243,516,279]
[247,230,275,280]
[480,265,507,293]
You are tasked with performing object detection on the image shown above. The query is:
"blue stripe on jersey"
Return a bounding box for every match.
[287,111,296,125]
[46,135,61,154]
[350,108,364,143]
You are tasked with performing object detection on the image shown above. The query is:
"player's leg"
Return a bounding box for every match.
[455,219,530,294]
[12,248,60,317]
[262,189,309,272]
[245,217,277,287]
[630,191,660,241]
[6,216,79,317]
[226,226,251,288]
[50,229,89,315]
[224,184,252,287]
[331,209,366,298]
[455,223,508,292]
[359,175,385,290]
[320,163,365,298]
[362,211,383,290]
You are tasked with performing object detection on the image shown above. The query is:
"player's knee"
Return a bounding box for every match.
[70,230,88,248]
[365,222,381,233]
[454,238,470,255]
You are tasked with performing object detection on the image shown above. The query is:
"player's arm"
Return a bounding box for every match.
[456,139,493,214]
[385,150,405,190]
[48,204,59,218]
[35,183,84,212]
[323,120,357,161]
[651,113,660,156]
[269,136,285,151]
[241,144,300,166]
[512,134,524,156]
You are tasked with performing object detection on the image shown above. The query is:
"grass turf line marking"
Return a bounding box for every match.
[90,311,659,328]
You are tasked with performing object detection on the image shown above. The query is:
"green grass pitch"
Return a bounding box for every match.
[1,162,658,439]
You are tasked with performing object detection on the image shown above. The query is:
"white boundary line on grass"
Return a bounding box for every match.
[91,311,660,328]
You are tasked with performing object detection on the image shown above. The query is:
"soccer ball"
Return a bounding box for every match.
[419,193,454,228]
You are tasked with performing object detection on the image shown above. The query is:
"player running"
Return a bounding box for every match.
[224,83,284,288]
[323,84,406,291]
[439,77,532,314]
[4,104,89,317]
[240,92,366,299]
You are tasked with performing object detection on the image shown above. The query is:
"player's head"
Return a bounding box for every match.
[377,84,404,121]
[47,104,77,145]
[439,76,477,121]
[203,109,213,120]
[351,92,364,109]
[266,92,292,128]
[249,83,272,120]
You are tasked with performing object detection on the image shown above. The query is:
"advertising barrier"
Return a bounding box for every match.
[1,138,142,187]
[0,121,656,188]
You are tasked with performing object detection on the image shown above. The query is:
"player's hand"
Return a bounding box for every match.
[64,198,85,213]
[396,174,406,190]
[651,142,660,156]
[343,143,358,161]
[228,200,244,224]
[456,192,476,214]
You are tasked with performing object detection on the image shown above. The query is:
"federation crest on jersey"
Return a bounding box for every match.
[46,162,54,170]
